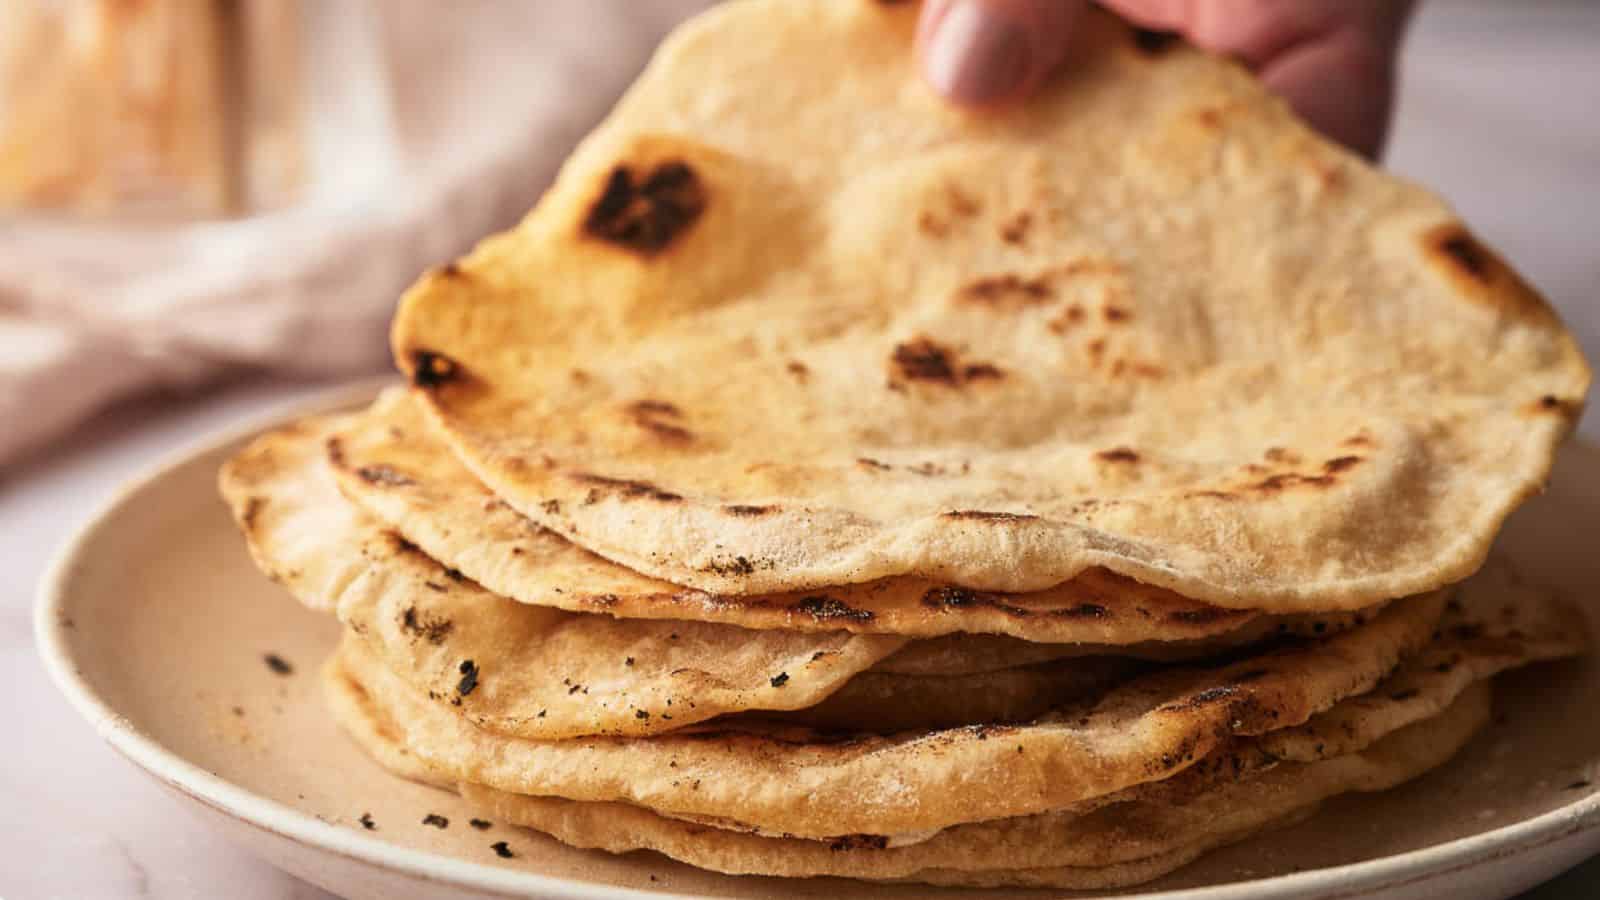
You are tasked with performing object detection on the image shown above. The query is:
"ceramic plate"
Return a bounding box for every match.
[35,384,1600,900]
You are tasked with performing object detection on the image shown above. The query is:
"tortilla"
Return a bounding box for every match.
[227,414,1402,741]
[331,390,1379,644]
[326,590,1445,837]
[462,687,1484,887]
[219,415,377,616]
[392,0,1589,608]
[1260,562,1587,762]
[220,416,905,739]
[329,643,1487,887]
[767,560,1583,735]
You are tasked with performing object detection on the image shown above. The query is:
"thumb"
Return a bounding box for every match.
[917,0,1087,107]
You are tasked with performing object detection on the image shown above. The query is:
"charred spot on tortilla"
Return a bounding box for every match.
[583,161,707,255]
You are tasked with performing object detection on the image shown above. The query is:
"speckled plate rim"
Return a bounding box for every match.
[32,380,1600,900]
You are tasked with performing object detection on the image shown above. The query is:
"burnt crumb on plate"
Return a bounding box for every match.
[423,813,450,829]
[263,653,293,676]
[491,840,515,858]
[769,672,790,688]
[470,818,493,830]
[358,812,377,831]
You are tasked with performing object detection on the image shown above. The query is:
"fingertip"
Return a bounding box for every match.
[916,0,956,46]
[918,0,1085,107]
[1262,29,1397,159]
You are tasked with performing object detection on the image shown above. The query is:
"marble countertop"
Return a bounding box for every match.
[5,2,1599,898]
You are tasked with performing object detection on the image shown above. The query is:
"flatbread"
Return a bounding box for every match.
[225,413,1384,741]
[1260,562,1587,762]
[326,590,1445,837]
[330,651,1485,888]
[322,650,449,789]
[392,0,1589,607]
[461,688,1484,888]
[220,416,905,739]
[337,571,1582,887]
[330,390,1378,644]
[685,578,1570,834]
[219,415,378,615]
[779,562,1583,736]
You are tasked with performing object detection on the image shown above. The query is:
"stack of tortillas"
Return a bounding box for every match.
[219,1,1593,889]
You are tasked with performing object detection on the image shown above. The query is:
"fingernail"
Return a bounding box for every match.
[923,2,1031,105]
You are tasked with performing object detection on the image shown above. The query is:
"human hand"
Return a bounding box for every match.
[916,0,1418,158]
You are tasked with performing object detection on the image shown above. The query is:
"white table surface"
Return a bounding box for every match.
[5,2,1599,898]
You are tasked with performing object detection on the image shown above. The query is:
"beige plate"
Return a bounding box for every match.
[35,383,1600,900]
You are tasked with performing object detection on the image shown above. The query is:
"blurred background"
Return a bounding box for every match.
[2,1,1598,898]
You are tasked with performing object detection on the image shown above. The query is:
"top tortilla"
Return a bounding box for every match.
[393,0,1590,607]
